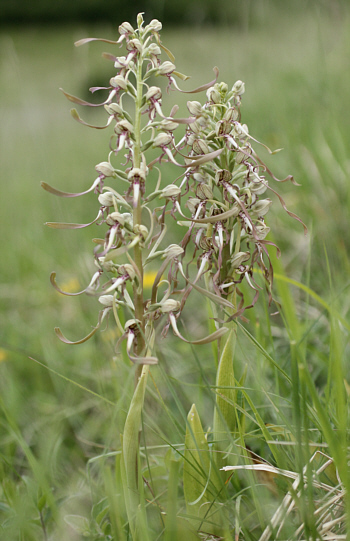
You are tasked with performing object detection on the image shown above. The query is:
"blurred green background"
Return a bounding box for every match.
[0,0,350,537]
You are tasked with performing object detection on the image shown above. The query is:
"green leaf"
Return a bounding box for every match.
[183,404,223,535]
[122,365,149,536]
[213,327,237,472]
[184,405,210,519]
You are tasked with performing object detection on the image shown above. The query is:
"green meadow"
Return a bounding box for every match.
[1,6,350,539]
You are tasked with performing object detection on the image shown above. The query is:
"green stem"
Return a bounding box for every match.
[133,52,145,385]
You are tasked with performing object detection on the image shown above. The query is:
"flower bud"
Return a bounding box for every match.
[158,61,176,75]
[206,86,221,104]
[104,102,123,116]
[187,133,197,146]
[110,75,128,90]
[232,122,244,137]
[137,13,144,27]
[127,39,143,53]
[162,244,184,259]
[251,199,272,216]
[215,169,232,184]
[254,224,271,240]
[186,197,200,214]
[199,237,214,251]
[193,171,210,183]
[153,132,172,148]
[95,257,115,272]
[230,251,250,268]
[159,119,179,131]
[107,212,127,226]
[235,265,249,275]
[95,161,115,177]
[159,299,181,313]
[134,224,148,239]
[146,86,162,101]
[125,319,141,331]
[224,107,239,122]
[147,43,161,56]
[232,80,245,96]
[146,19,162,32]
[215,120,231,136]
[98,192,114,207]
[187,101,203,116]
[192,139,210,155]
[114,56,127,68]
[189,121,202,135]
[114,119,134,134]
[118,264,136,280]
[196,183,213,200]
[218,82,228,94]
[118,22,134,35]
[160,184,182,198]
[249,179,268,195]
[235,144,251,164]
[98,295,115,307]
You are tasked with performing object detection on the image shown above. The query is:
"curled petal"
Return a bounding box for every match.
[55,309,109,345]
[70,108,114,129]
[160,147,224,170]
[45,209,103,229]
[89,86,110,93]
[101,52,118,62]
[169,313,228,344]
[158,41,175,62]
[104,236,141,262]
[75,37,121,47]
[125,330,158,364]
[170,66,219,94]
[177,263,235,310]
[127,351,158,365]
[172,70,190,81]
[41,177,101,198]
[264,182,308,235]
[185,147,224,168]
[50,271,101,296]
[175,200,238,224]
[60,88,116,107]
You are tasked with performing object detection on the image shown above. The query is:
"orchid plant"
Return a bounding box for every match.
[43,13,305,538]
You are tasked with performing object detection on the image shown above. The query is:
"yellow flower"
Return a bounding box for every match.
[143,270,158,289]
[60,277,80,293]
[0,348,8,362]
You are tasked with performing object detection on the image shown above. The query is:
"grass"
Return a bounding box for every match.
[1,5,350,540]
